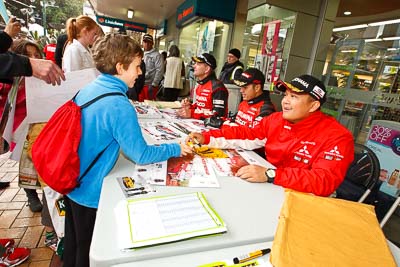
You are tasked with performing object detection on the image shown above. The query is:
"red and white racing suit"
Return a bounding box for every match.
[190,73,228,120]
[228,91,275,128]
[203,111,354,196]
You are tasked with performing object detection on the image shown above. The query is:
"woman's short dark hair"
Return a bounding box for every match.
[168,45,180,57]
[92,34,144,75]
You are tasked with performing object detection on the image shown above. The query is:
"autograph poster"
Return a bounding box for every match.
[261,20,281,83]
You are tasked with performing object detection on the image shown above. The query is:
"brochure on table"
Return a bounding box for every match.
[131,102,164,119]
[140,120,206,142]
[115,192,227,250]
[143,100,181,109]
[127,149,254,188]
[365,120,400,197]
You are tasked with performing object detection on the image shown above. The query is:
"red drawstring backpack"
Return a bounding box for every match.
[32,92,124,194]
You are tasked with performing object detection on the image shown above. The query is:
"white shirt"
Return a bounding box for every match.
[62,39,95,72]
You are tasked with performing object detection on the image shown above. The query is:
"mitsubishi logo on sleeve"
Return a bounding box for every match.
[324,145,344,161]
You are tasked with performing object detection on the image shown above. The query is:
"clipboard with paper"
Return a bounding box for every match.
[115,192,227,250]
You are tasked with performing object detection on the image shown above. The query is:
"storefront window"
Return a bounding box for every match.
[324,39,400,143]
[179,18,231,75]
[241,4,296,86]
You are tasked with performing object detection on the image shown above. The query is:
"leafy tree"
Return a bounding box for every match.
[5,0,84,32]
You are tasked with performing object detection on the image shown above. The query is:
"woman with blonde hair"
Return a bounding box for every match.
[62,15,99,72]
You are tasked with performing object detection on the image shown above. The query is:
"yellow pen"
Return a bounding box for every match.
[232,248,271,264]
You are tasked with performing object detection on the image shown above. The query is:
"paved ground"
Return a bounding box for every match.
[0,152,60,266]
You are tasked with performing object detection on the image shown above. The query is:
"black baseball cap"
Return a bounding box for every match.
[192,53,217,69]
[275,74,327,104]
[234,68,265,87]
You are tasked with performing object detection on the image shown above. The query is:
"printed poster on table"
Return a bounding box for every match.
[128,149,253,188]
[365,121,400,197]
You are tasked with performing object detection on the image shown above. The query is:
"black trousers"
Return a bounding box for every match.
[64,196,97,267]
[161,87,180,101]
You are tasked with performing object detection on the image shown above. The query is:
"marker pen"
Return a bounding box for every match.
[127,190,148,197]
[233,248,271,264]
[126,187,145,192]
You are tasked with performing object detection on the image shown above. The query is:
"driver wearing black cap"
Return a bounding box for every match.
[178,53,228,126]
[188,74,354,197]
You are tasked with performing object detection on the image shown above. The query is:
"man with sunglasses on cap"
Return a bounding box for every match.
[187,74,354,197]
[139,34,164,101]
[226,68,275,128]
[178,53,228,126]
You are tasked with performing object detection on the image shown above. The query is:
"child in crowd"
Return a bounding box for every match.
[63,33,192,267]
[9,39,58,251]
[62,15,98,72]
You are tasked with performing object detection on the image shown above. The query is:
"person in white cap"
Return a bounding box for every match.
[188,74,354,197]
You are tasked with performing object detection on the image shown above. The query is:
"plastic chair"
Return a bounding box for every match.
[380,196,400,227]
[335,143,381,203]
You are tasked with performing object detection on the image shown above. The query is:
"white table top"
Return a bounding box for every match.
[110,240,400,267]
[90,153,284,267]
[112,241,274,267]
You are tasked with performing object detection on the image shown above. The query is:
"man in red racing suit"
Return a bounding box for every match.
[179,53,228,122]
[188,74,354,197]
[225,68,275,128]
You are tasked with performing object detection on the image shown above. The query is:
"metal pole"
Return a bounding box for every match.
[42,1,46,37]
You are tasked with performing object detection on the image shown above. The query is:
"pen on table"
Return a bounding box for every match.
[232,248,271,264]
[127,190,149,197]
[126,187,145,192]
[174,122,190,134]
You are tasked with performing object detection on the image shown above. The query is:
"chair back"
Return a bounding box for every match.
[335,143,381,202]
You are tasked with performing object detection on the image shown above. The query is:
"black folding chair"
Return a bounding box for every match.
[335,143,381,203]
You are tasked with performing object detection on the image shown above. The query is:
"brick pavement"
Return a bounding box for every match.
[0,152,58,266]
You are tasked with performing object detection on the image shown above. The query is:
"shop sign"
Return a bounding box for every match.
[176,0,237,27]
[176,0,196,26]
[372,92,400,108]
[327,87,400,109]
[96,15,147,32]
[332,65,352,71]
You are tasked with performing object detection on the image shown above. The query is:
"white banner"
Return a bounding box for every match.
[25,68,98,123]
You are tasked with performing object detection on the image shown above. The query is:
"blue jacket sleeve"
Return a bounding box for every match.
[110,100,181,164]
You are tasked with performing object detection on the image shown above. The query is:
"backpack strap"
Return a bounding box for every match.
[75,91,126,186]
[77,140,113,185]
[80,92,126,109]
